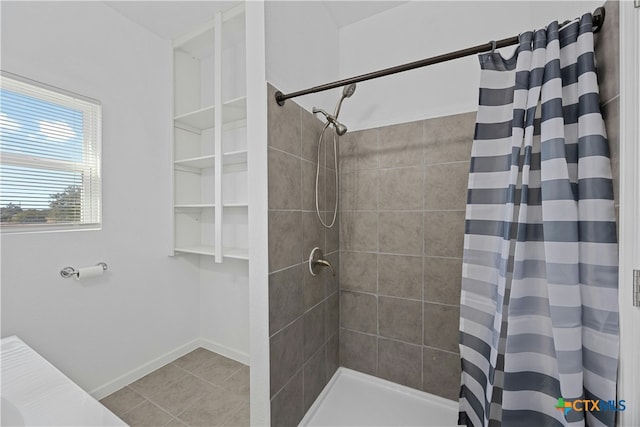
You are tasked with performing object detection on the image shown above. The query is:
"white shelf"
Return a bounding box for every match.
[174,204,215,209]
[175,245,215,256]
[223,150,247,165]
[174,152,246,170]
[173,98,246,132]
[175,155,215,169]
[171,6,248,263]
[223,247,249,260]
[174,106,215,130]
[223,97,247,123]
[173,246,248,260]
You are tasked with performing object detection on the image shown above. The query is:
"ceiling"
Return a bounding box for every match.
[104,1,408,40]
[321,1,408,29]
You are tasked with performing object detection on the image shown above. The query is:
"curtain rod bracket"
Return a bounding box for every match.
[275,91,285,106]
[593,6,605,33]
[275,7,605,106]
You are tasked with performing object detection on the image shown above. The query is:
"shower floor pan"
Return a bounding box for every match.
[300,368,458,426]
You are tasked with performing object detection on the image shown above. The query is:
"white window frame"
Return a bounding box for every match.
[0,71,102,233]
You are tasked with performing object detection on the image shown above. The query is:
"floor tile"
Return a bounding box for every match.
[177,387,246,427]
[222,401,250,427]
[100,386,145,417]
[172,348,220,373]
[129,363,188,397]
[222,366,250,395]
[165,418,188,427]
[192,355,245,386]
[119,400,173,427]
[146,373,215,416]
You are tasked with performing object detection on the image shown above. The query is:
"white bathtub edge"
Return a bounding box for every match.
[299,368,459,426]
[299,367,348,426]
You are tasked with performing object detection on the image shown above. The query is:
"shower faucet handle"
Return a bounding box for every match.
[309,247,335,277]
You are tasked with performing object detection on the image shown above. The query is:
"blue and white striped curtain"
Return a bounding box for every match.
[459,13,619,427]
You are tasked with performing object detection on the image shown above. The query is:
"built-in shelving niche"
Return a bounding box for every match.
[171,4,248,262]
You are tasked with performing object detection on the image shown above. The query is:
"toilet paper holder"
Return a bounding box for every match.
[60,262,108,279]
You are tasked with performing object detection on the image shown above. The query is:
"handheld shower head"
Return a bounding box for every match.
[334,83,356,119]
[342,83,356,98]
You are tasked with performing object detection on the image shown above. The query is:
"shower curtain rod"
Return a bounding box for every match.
[274,7,605,106]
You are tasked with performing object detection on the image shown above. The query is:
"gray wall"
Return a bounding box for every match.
[267,84,339,426]
[595,0,620,214]
[338,113,474,400]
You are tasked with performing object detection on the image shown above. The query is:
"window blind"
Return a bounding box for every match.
[0,72,101,232]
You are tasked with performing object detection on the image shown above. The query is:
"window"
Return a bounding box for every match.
[0,72,101,232]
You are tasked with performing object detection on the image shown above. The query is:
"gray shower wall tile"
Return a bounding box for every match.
[268,84,342,416]
[268,148,301,210]
[326,291,340,339]
[302,159,324,212]
[339,169,379,211]
[379,211,423,255]
[269,317,304,397]
[337,115,468,394]
[267,84,302,156]
[325,220,339,253]
[340,251,377,293]
[601,98,619,206]
[378,254,422,300]
[424,112,475,164]
[378,120,424,168]
[340,328,377,376]
[424,162,470,211]
[594,0,619,105]
[378,296,423,345]
[378,167,423,211]
[301,108,327,163]
[327,131,337,171]
[303,346,327,412]
[424,257,462,305]
[424,210,465,258]
[324,251,340,295]
[339,128,378,172]
[269,265,304,336]
[424,302,460,353]
[268,210,302,272]
[304,301,327,360]
[326,334,339,380]
[303,263,326,311]
[340,211,378,252]
[340,290,377,334]
[270,369,304,427]
[423,347,461,400]
[323,166,338,214]
[378,338,423,390]
[303,211,325,262]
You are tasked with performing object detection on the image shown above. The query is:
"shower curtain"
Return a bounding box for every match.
[459,13,619,427]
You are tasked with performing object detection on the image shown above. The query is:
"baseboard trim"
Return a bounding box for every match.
[198,337,250,366]
[90,338,249,400]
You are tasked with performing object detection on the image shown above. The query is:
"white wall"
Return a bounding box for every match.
[199,258,249,363]
[0,1,201,395]
[265,1,340,115]
[338,1,603,131]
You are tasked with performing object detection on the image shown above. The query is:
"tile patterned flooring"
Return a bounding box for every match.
[101,348,249,427]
